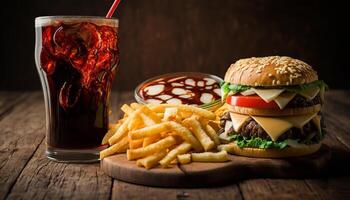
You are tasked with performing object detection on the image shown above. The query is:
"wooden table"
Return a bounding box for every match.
[1,91,350,200]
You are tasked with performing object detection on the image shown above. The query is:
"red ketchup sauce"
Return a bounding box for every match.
[138,74,221,106]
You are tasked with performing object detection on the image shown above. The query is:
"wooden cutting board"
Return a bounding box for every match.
[101,144,331,187]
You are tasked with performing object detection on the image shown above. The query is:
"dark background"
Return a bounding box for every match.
[0,0,346,91]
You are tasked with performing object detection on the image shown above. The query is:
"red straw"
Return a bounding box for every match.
[106,0,121,18]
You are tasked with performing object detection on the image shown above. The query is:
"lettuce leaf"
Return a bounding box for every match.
[220,80,328,100]
[227,134,288,149]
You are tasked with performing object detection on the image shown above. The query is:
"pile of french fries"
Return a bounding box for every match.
[100,103,229,169]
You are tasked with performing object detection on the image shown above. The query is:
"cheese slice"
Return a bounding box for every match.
[252,88,285,103]
[252,116,293,141]
[283,112,318,128]
[299,87,320,100]
[240,89,255,96]
[312,115,322,133]
[230,112,250,132]
[273,92,296,109]
[224,121,233,133]
[219,121,233,141]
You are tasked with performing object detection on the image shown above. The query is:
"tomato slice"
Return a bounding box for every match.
[227,95,279,109]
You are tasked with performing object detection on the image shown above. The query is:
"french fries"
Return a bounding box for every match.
[136,150,167,169]
[143,133,161,147]
[127,136,177,160]
[205,124,221,146]
[177,154,191,164]
[168,121,203,152]
[129,139,143,149]
[100,136,129,159]
[129,122,170,140]
[191,150,229,162]
[102,123,120,145]
[182,116,215,151]
[108,116,131,145]
[149,104,216,119]
[101,102,226,169]
[159,142,192,168]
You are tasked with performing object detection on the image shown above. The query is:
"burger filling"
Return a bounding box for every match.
[219,112,325,149]
[285,94,322,108]
[221,80,328,110]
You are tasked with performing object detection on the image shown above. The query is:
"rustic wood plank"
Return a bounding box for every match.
[302,115,350,200]
[112,181,242,200]
[6,141,112,200]
[0,92,46,200]
[239,179,323,200]
[0,91,29,119]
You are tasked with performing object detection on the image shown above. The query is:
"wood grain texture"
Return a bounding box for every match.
[112,181,242,200]
[0,92,45,199]
[0,92,28,119]
[6,142,112,200]
[239,179,323,200]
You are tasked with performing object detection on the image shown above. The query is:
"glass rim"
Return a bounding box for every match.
[35,16,119,27]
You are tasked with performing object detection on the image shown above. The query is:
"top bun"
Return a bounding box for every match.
[224,56,318,86]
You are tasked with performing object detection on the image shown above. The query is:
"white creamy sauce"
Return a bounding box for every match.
[214,88,221,96]
[184,78,196,86]
[166,98,182,104]
[157,94,173,100]
[171,82,184,87]
[145,84,164,96]
[200,93,214,104]
[204,78,216,85]
[179,94,191,99]
[146,99,162,104]
[197,81,204,87]
[172,88,186,95]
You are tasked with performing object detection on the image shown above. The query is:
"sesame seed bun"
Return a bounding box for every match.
[227,104,321,116]
[224,56,318,86]
[225,142,321,158]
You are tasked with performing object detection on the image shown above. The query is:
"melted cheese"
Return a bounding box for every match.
[240,89,255,96]
[229,112,250,132]
[219,121,233,141]
[224,121,233,135]
[252,88,285,103]
[299,87,320,100]
[252,116,293,141]
[283,112,318,128]
[273,92,296,109]
[312,115,322,133]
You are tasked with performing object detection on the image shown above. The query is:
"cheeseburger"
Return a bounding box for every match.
[218,56,327,158]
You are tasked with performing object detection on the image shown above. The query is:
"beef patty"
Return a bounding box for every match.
[220,112,324,142]
[285,94,322,108]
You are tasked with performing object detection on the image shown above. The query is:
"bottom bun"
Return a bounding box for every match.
[224,142,321,158]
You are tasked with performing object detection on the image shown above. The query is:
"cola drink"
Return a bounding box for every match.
[35,16,119,162]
